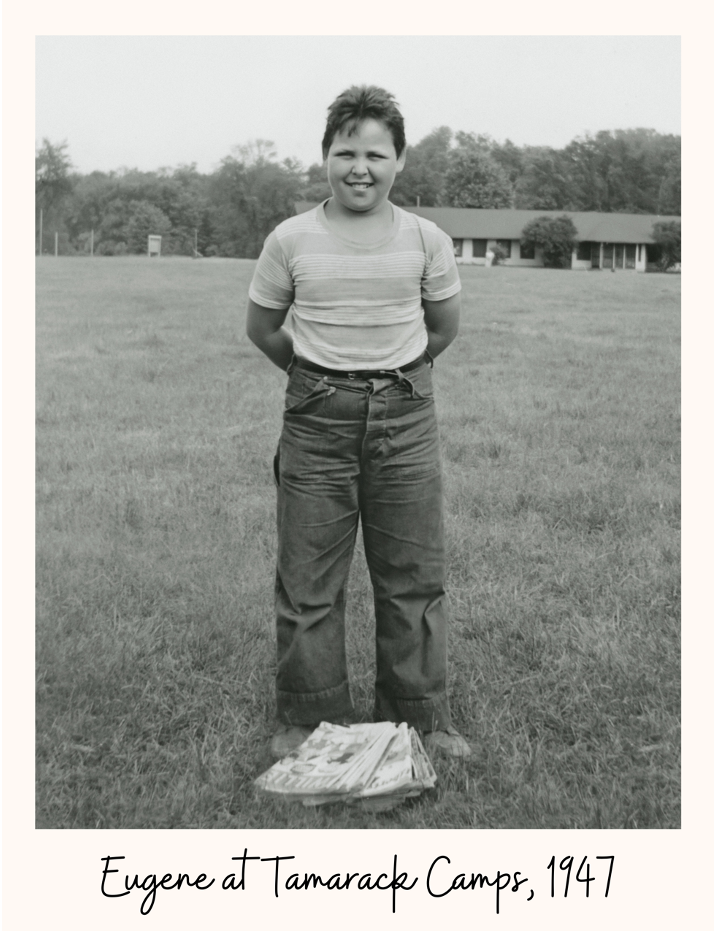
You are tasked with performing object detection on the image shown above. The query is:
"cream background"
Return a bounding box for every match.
[4,3,713,930]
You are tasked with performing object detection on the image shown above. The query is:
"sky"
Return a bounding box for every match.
[36,35,681,175]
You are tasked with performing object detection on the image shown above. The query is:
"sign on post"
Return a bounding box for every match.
[147,235,162,257]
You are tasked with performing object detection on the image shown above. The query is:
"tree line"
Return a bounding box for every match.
[36,126,680,259]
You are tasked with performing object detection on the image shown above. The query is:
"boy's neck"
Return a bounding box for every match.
[324,198,394,243]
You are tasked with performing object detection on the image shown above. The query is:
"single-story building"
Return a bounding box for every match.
[403,207,680,272]
[294,202,680,272]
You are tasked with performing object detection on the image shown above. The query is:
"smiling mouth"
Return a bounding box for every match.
[347,182,373,190]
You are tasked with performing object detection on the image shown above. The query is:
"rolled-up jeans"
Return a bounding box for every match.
[274,355,452,731]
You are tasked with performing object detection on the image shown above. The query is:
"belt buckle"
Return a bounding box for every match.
[346,371,357,380]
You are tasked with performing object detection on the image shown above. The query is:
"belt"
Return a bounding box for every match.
[294,352,428,381]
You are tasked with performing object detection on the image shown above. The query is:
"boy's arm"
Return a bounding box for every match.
[246,298,294,371]
[422,293,461,359]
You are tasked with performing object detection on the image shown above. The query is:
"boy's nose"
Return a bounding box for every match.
[350,160,369,177]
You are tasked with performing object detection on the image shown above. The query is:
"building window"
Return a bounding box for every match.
[519,241,535,259]
[625,244,636,269]
[472,239,487,258]
[452,238,463,258]
[495,239,512,258]
[577,241,592,261]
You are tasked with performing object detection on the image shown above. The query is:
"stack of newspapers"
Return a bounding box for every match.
[255,721,437,809]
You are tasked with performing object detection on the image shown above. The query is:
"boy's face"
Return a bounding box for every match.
[325,118,405,215]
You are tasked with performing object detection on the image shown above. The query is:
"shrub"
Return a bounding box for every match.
[651,220,681,271]
[95,240,129,256]
[491,244,508,266]
[521,215,578,269]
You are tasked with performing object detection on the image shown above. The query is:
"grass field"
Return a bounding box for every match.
[35,256,680,829]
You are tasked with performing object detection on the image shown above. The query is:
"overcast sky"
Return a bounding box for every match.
[36,35,680,175]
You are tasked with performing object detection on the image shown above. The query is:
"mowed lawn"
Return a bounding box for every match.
[36,257,680,829]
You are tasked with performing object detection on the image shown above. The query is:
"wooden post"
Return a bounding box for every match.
[194,228,198,258]
[416,195,420,207]
[39,208,43,255]
[90,229,94,256]
[55,231,58,257]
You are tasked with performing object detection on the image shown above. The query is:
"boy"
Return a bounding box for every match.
[246,85,470,760]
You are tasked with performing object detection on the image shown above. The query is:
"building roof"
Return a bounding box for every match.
[294,202,680,243]
[403,207,680,244]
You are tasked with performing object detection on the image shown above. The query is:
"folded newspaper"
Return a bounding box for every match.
[255,721,437,809]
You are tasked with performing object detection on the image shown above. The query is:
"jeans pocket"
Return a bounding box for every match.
[399,363,434,401]
[284,372,334,414]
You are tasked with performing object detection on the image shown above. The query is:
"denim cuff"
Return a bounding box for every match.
[277,681,354,726]
[376,693,452,732]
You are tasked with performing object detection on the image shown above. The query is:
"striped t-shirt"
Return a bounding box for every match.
[248,201,461,370]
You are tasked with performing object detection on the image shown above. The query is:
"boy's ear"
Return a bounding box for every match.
[395,149,406,173]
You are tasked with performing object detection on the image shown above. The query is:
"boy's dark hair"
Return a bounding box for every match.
[322,85,406,159]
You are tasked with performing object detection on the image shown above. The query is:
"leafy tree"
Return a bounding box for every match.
[301,163,332,203]
[521,215,578,268]
[36,139,74,251]
[65,164,213,255]
[157,165,212,255]
[453,131,494,152]
[650,220,681,270]
[562,134,609,211]
[93,196,133,251]
[235,139,278,166]
[391,126,452,207]
[490,138,524,188]
[657,155,681,215]
[107,167,198,254]
[209,141,304,257]
[619,128,680,214]
[445,147,512,208]
[50,124,682,259]
[515,148,574,210]
[563,129,681,214]
[66,170,114,238]
[125,201,172,253]
[36,139,73,213]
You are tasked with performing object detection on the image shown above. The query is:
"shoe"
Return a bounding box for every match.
[423,726,472,759]
[270,724,314,760]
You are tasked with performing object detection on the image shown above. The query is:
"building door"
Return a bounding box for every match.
[591,243,601,268]
[625,244,636,269]
[602,243,614,270]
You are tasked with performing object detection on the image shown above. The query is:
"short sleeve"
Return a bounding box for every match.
[421,227,461,302]
[248,231,295,310]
